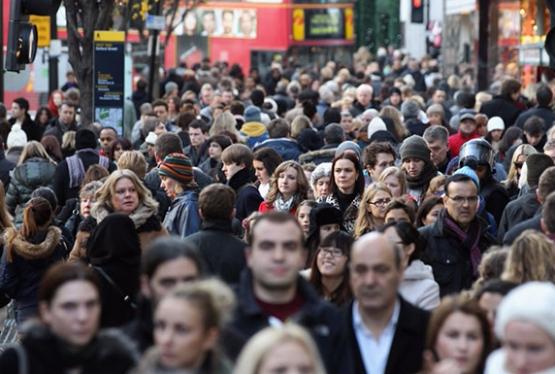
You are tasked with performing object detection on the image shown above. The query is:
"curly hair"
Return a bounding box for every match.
[502,230,555,283]
[265,161,309,209]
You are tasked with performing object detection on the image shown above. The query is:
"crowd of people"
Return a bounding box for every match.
[0,48,554,373]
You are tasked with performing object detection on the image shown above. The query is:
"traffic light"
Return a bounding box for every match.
[6,0,62,72]
[411,0,424,23]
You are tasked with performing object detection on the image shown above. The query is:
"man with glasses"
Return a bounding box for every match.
[419,171,497,296]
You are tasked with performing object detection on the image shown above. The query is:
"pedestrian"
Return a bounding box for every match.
[259,160,309,214]
[0,197,65,325]
[234,324,326,374]
[91,169,168,251]
[423,296,492,374]
[252,147,283,199]
[158,153,201,238]
[354,182,392,238]
[134,279,235,373]
[0,262,139,373]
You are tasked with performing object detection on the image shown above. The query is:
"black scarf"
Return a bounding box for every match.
[406,161,437,190]
[228,166,256,192]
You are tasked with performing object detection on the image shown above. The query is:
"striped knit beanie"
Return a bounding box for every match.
[158,153,193,186]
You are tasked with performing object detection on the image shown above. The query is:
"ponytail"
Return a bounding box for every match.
[21,197,52,239]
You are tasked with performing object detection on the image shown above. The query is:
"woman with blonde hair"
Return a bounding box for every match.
[209,110,242,141]
[135,279,235,373]
[259,160,309,215]
[234,324,326,374]
[91,169,167,251]
[502,230,555,284]
[378,166,408,198]
[290,115,313,140]
[6,141,57,226]
[380,105,408,141]
[503,143,536,198]
[354,183,392,238]
[117,150,148,179]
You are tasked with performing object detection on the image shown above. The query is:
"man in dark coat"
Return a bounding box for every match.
[480,78,524,128]
[340,232,429,374]
[498,153,553,240]
[420,173,498,296]
[52,128,117,204]
[221,144,263,221]
[225,212,342,372]
[515,83,555,130]
[44,102,79,143]
[184,184,246,284]
[503,165,555,244]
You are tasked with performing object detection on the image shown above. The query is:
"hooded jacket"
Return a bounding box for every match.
[0,226,65,324]
[6,157,56,226]
[240,121,269,149]
[86,214,141,328]
[399,259,440,310]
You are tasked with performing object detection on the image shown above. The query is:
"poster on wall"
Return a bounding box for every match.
[171,8,258,38]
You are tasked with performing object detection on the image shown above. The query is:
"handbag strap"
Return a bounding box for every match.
[90,265,137,310]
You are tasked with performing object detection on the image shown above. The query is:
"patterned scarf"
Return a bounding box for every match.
[443,213,482,276]
[274,194,295,212]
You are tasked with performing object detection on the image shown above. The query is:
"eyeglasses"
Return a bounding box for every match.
[513,162,523,169]
[319,248,344,257]
[447,195,479,205]
[369,198,391,207]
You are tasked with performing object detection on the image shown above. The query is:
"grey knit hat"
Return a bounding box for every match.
[401,99,420,119]
[399,135,431,162]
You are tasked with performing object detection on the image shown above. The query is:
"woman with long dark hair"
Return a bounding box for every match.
[0,262,138,373]
[308,230,353,306]
[318,152,365,233]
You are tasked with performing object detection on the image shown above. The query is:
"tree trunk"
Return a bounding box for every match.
[63,0,115,126]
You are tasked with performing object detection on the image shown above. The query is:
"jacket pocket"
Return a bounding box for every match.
[431,256,458,286]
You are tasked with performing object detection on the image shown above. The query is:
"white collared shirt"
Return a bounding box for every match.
[352,300,401,374]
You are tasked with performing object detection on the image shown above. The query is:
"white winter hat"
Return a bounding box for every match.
[495,282,555,341]
[145,131,157,145]
[7,124,27,149]
[367,116,388,140]
[487,116,505,133]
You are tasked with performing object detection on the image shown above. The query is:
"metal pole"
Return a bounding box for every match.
[477,0,490,91]
[147,1,161,102]
[48,8,58,93]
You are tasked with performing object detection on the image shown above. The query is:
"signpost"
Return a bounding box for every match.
[93,31,125,135]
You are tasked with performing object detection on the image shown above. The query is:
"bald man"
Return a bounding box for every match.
[340,232,429,374]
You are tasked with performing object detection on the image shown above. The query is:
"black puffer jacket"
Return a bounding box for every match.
[6,157,56,226]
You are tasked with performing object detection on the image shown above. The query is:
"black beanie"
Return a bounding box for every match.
[527,153,554,187]
[400,135,431,163]
[75,128,98,150]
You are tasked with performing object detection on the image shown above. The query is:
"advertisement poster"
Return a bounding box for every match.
[171,8,258,39]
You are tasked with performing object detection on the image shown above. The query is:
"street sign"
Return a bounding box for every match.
[29,15,50,48]
[93,31,125,135]
[146,14,166,31]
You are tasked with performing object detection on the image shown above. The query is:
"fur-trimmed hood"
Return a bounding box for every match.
[4,226,61,261]
[91,202,157,230]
